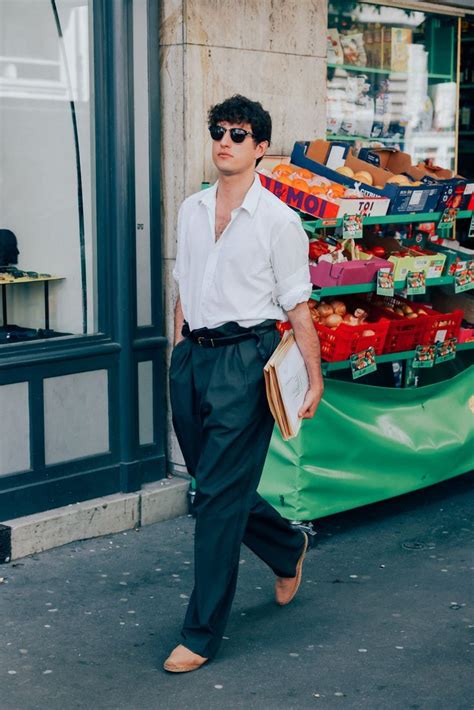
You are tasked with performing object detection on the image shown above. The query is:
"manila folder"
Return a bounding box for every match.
[264,332,309,440]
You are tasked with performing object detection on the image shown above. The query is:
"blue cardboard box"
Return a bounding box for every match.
[291,141,442,215]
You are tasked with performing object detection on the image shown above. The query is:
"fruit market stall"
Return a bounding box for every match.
[257,137,474,520]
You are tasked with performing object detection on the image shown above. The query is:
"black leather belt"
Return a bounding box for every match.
[182,321,276,349]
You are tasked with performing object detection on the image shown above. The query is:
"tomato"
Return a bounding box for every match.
[371,246,386,258]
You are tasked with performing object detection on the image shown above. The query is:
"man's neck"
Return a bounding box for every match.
[216,170,255,207]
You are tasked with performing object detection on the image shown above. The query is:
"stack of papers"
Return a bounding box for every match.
[264,331,309,441]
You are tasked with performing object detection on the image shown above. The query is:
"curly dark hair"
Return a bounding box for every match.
[208,95,272,147]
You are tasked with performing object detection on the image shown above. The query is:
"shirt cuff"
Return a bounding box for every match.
[277,282,312,312]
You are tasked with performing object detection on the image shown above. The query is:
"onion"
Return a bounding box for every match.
[343,314,359,326]
[354,308,368,322]
[329,300,347,317]
[317,303,334,318]
[406,312,418,319]
[402,305,414,315]
[362,329,375,337]
[324,313,343,329]
[394,307,405,317]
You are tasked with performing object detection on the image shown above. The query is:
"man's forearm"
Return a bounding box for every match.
[287,302,323,392]
[174,297,185,345]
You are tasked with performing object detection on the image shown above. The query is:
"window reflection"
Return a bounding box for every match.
[0,0,95,343]
[327,2,457,171]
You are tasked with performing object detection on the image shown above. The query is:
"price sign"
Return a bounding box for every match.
[350,346,377,379]
[406,270,426,295]
[376,268,394,296]
[412,344,435,368]
[437,207,457,240]
[434,337,457,364]
[342,214,363,240]
[454,261,474,294]
[468,214,474,239]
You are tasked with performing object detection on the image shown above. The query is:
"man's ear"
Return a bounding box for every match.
[255,140,269,160]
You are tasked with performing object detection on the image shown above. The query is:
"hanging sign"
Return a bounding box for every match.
[376,268,395,296]
[454,260,474,293]
[412,344,436,368]
[342,214,363,240]
[406,270,426,295]
[435,337,457,364]
[437,207,457,239]
[468,214,474,239]
[350,347,377,379]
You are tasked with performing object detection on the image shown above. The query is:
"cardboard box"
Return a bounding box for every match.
[291,141,442,215]
[428,242,474,276]
[412,160,474,211]
[459,180,474,210]
[309,256,393,288]
[358,234,435,281]
[389,28,412,73]
[407,248,446,279]
[258,169,389,220]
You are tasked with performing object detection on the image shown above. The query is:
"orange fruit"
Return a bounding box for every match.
[290,178,310,191]
[276,174,293,186]
[273,163,294,176]
[295,168,314,180]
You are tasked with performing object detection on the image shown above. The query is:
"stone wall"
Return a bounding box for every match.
[159,0,328,468]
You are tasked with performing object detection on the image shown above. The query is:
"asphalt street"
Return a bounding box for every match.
[1,472,473,710]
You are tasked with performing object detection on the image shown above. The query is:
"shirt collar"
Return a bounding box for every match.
[198,174,262,216]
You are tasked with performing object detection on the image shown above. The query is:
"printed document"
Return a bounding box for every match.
[264,332,309,440]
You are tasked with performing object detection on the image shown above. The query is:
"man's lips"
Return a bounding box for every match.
[218,152,233,158]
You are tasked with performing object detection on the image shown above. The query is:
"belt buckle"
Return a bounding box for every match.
[197,336,214,347]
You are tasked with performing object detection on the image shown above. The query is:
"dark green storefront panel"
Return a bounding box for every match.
[259,365,474,521]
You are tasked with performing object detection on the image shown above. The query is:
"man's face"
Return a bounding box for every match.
[211,121,268,176]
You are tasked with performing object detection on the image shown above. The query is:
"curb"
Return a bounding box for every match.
[0,477,189,563]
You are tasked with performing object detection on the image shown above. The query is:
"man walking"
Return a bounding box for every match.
[164,95,323,673]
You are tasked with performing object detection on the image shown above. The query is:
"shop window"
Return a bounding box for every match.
[0,0,96,345]
[327,2,458,170]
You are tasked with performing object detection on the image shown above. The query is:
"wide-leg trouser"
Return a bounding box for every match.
[169,323,305,659]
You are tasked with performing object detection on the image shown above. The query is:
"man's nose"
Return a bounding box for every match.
[220,129,232,146]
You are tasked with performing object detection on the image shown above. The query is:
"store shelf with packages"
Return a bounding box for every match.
[327,62,452,81]
[310,275,456,301]
[322,341,474,374]
[257,5,473,526]
[302,209,474,231]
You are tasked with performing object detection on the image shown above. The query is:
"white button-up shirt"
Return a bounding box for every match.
[173,174,312,331]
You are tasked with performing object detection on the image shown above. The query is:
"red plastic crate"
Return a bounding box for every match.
[420,308,463,345]
[366,297,426,353]
[315,317,389,362]
[366,294,463,350]
[458,326,474,344]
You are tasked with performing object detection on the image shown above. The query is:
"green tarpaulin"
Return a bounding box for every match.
[259,364,474,521]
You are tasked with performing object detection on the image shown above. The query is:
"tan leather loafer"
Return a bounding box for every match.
[163,644,208,673]
[275,532,309,606]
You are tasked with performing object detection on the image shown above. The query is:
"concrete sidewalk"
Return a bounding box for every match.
[1,472,472,710]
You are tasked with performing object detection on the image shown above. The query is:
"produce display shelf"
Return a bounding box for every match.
[326,133,401,144]
[303,210,473,230]
[327,62,451,80]
[311,276,456,300]
[322,341,474,373]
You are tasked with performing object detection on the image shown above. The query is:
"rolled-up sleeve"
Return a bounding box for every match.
[271,218,312,312]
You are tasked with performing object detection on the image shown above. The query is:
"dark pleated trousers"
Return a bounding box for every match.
[169,322,305,659]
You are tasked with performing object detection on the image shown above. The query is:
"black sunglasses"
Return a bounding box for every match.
[209,125,255,144]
